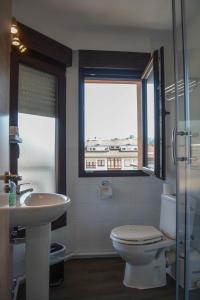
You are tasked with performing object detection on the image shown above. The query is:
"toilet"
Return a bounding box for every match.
[110,194,176,289]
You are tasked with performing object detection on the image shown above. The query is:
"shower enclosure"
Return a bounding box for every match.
[173,0,200,299]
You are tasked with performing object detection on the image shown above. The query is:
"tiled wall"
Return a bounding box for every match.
[71,177,163,254]
[65,52,163,255]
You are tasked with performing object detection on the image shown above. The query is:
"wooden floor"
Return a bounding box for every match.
[17,257,178,300]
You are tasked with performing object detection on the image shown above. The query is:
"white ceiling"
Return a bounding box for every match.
[12,0,200,50]
[13,0,173,31]
[59,0,172,30]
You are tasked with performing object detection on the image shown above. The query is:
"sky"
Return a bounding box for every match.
[84,82,138,140]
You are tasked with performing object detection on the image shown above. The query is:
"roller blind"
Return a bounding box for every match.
[18,64,57,117]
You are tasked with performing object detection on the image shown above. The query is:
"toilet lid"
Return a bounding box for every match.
[110,225,163,244]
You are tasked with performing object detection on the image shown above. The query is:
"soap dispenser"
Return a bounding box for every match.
[9,180,16,206]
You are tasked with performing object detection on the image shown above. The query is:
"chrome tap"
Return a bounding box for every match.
[16,183,33,196]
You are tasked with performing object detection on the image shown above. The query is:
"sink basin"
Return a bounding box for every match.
[9,192,71,227]
[0,192,71,300]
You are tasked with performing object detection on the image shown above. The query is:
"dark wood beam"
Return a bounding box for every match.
[17,22,72,67]
[79,50,150,74]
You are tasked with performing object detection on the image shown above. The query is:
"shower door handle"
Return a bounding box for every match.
[172,127,177,165]
[172,128,188,164]
[187,131,193,164]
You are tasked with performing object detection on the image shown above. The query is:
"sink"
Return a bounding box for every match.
[8,192,71,300]
[9,192,70,227]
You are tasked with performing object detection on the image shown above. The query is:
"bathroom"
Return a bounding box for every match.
[0,0,200,299]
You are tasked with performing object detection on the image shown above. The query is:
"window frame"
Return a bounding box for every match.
[10,48,67,228]
[79,68,148,177]
[97,159,105,167]
[142,48,166,179]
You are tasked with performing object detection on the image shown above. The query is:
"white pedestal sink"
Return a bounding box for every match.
[9,193,71,300]
[0,194,11,300]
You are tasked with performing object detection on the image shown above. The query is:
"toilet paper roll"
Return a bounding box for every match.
[98,181,113,200]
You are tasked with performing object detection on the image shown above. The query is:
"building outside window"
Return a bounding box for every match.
[86,160,96,169]
[124,159,133,168]
[82,78,141,175]
[107,158,122,170]
[97,160,105,167]
[79,50,165,178]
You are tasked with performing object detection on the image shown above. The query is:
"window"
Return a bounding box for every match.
[18,65,56,193]
[79,68,146,177]
[97,160,105,167]
[107,158,122,170]
[10,54,67,195]
[86,160,96,169]
[143,62,155,171]
[79,50,166,178]
[142,48,165,179]
[9,23,72,230]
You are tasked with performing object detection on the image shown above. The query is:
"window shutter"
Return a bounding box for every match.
[18,64,57,117]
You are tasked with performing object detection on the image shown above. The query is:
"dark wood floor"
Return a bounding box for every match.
[17,257,179,300]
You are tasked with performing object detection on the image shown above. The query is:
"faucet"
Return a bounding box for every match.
[16,183,33,196]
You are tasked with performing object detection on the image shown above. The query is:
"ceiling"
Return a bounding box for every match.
[12,0,200,50]
[13,0,173,31]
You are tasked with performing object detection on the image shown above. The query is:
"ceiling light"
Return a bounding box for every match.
[11,24,18,34]
[19,44,27,53]
[11,17,28,53]
[11,18,18,34]
[12,36,20,46]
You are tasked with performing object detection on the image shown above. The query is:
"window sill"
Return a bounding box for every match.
[79,170,149,177]
[142,167,154,175]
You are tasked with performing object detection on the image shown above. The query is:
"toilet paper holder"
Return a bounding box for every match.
[98,180,113,199]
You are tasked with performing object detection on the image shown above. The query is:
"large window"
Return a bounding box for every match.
[79,69,146,177]
[79,49,166,178]
[10,51,67,231]
[18,64,56,193]
[9,23,72,230]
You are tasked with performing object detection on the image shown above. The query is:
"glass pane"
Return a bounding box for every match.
[18,113,56,192]
[183,0,200,299]
[84,80,138,172]
[175,0,200,299]
[146,69,155,170]
[18,64,57,193]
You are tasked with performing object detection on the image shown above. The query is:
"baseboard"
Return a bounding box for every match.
[64,251,118,261]
[64,252,74,261]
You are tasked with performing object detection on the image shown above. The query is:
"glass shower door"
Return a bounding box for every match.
[174,0,200,299]
[184,0,200,299]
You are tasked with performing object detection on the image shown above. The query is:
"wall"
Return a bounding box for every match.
[64,29,176,255]
[13,4,175,256]
[65,51,164,255]
[37,31,174,256]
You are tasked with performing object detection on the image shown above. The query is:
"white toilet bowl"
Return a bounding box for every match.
[111,225,175,289]
[110,194,177,289]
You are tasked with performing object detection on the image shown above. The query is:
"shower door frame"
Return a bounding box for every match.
[173,0,194,299]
